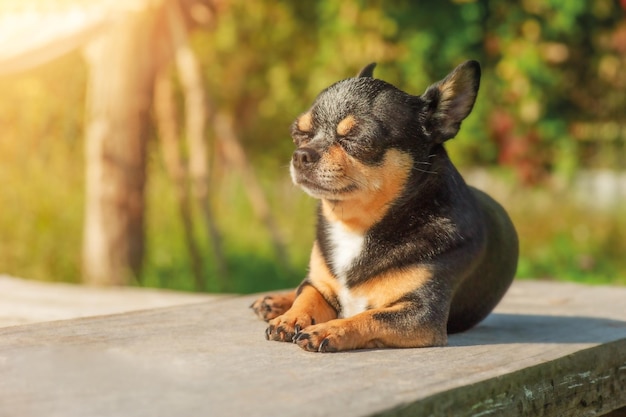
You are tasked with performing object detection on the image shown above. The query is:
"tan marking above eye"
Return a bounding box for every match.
[336,115,357,136]
[297,112,313,133]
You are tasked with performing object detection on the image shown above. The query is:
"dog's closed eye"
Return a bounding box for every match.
[336,115,357,137]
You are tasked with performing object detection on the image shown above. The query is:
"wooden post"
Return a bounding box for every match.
[82,6,160,285]
[154,70,206,291]
[166,0,229,286]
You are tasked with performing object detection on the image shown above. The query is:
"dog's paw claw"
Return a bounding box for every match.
[265,314,315,343]
[292,324,303,343]
[318,338,330,352]
[293,324,343,353]
[293,332,308,342]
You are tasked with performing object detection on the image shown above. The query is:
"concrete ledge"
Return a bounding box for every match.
[0,274,220,327]
[1,280,625,416]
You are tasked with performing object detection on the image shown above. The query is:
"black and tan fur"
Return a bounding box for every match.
[251,61,518,352]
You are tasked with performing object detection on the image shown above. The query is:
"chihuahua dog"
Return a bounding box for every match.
[251,61,518,352]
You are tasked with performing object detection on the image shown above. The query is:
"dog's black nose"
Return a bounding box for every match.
[292,147,320,169]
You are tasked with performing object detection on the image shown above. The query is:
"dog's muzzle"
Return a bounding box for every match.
[292,147,320,171]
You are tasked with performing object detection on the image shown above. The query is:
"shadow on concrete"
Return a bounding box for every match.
[449,313,626,346]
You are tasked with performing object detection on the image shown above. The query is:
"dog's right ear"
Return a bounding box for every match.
[421,60,481,143]
[357,62,377,78]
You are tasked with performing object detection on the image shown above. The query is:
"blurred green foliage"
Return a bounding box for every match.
[197,0,626,180]
[1,0,625,291]
[0,53,86,283]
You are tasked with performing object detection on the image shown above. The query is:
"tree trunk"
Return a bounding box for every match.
[154,69,206,291]
[166,0,229,286]
[82,7,161,285]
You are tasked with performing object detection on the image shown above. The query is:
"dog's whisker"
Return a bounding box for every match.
[337,173,367,188]
[413,167,438,175]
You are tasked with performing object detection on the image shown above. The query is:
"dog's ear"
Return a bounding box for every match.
[357,62,377,78]
[422,60,480,142]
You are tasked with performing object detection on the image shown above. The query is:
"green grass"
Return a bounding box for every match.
[0,125,83,281]
[506,186,626,286]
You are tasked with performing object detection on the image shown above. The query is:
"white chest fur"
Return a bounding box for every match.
[327,222,368,318]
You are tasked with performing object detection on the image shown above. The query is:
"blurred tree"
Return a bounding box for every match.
[82,0,230,287]
[82,5,164,285]
[481,0,626,182]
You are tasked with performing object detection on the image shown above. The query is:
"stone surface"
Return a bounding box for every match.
[0,280,625,417]
[0,274,219,327]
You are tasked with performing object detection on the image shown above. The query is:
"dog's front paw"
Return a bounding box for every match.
[265,314,315,343]
[293,323,348,353]
[250,292,295,321]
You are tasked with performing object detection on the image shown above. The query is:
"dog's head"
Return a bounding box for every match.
[289,61,481,202]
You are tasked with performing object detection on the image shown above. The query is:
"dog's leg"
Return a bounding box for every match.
[265,284,338,342]
[250,290,296,321]
[293,303,447,352]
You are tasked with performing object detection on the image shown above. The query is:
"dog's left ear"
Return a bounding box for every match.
[422,60,481,142]
[357,62,377,78]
